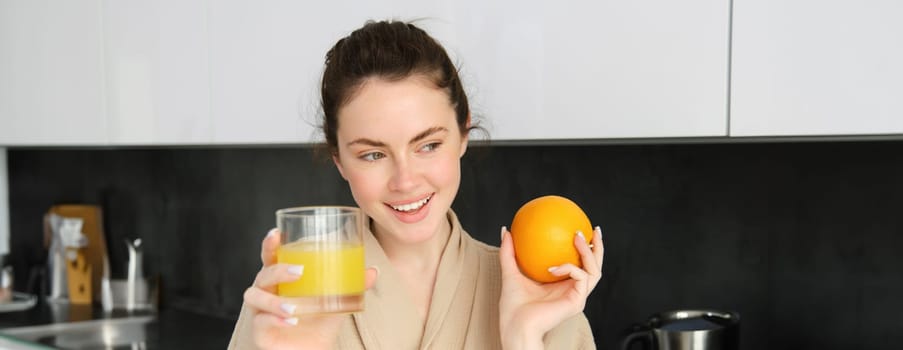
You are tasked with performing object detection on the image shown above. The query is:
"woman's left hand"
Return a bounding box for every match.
[497,226,604,349]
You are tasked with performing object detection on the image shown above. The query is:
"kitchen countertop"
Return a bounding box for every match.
[0,299,236,349]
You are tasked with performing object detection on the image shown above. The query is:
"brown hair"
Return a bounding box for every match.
[319,20,477,156]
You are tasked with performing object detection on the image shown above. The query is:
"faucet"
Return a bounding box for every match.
[125,238,143,311]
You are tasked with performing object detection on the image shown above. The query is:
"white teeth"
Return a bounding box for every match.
[391,195,431,212]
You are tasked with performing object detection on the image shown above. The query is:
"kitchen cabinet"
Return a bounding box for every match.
[207,0,328,144]
[208,0,730,143]
[3,1,729,145]
[730,0,903,137]
[103,0,211,145]
[0,0,107,146]
[0,0,209,146]
[206,0,452,144]
[454,1,731,140]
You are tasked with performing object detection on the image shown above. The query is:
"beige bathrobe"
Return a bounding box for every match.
[229,211,596,349]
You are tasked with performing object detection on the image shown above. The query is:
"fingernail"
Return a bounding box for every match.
[576,230,585,239]
[280,303,297,315]
[287,265,304,276]
[548,266,559,273]
[500,226,507,241]
[284,317,298,326]
[267,228,278,238]
[370,265,380,278]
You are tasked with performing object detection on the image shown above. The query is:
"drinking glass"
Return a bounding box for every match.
[276,206,365,314]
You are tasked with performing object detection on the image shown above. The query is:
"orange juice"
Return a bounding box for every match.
[277,241,365,297]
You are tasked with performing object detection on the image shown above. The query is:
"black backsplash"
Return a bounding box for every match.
[7,141,903,349]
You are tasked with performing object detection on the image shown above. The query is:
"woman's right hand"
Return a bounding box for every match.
[243,229,378,350]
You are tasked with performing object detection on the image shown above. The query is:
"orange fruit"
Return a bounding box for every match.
[510,195,593,283]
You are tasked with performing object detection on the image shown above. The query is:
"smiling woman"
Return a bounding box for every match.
[334,78,467,245]
[229,20,603,350]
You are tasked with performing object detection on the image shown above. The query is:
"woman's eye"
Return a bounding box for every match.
[360,152,385,161]
[420,142,441,152]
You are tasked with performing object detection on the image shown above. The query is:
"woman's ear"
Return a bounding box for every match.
[333,154,348,180]
[459,114,471,157]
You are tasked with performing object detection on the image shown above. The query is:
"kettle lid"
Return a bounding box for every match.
[650,310,739,331]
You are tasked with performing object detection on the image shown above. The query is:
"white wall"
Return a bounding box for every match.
[0,148,8,255]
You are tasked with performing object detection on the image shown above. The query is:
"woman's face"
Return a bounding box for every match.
[333,77,468,245]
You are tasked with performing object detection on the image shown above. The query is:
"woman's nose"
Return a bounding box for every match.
[388,158,418,192]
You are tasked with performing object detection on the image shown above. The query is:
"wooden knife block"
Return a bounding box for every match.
[48,205,109,305]
[65,248,92,304]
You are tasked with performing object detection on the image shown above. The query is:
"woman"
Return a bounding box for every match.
[229,20,604,350]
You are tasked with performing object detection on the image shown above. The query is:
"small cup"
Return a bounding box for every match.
[276,206,365,315]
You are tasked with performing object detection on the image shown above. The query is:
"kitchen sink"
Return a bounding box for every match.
[0,315,154,350]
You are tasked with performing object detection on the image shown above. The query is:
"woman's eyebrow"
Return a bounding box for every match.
[346,138,385,148]
[346,126,448,148]
[409,126,448,144]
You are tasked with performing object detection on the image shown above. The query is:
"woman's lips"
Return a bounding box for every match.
[386,193,433,212]
[386,193,433,223]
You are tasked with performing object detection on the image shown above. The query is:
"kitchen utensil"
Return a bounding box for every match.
[108,277,155,311]
[0,292,38,312]
[45,205,110,305]
[65,250,92,304]
[0,265,12,303]
[621,309,740,350]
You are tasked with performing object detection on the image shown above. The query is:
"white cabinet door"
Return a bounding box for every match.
[2,1,730,146]
[451,0,730,140]
[731,0,903,137]
[208,1,338,144]
[209,1,728,144]
[207,1,453,144]
[103,0,212,145]
[0,0,107,146]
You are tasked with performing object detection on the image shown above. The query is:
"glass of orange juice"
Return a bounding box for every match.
[276,206,365,315]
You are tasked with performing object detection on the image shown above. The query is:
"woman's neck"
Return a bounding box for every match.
[372,216,453,321]
[372,217,452,275]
